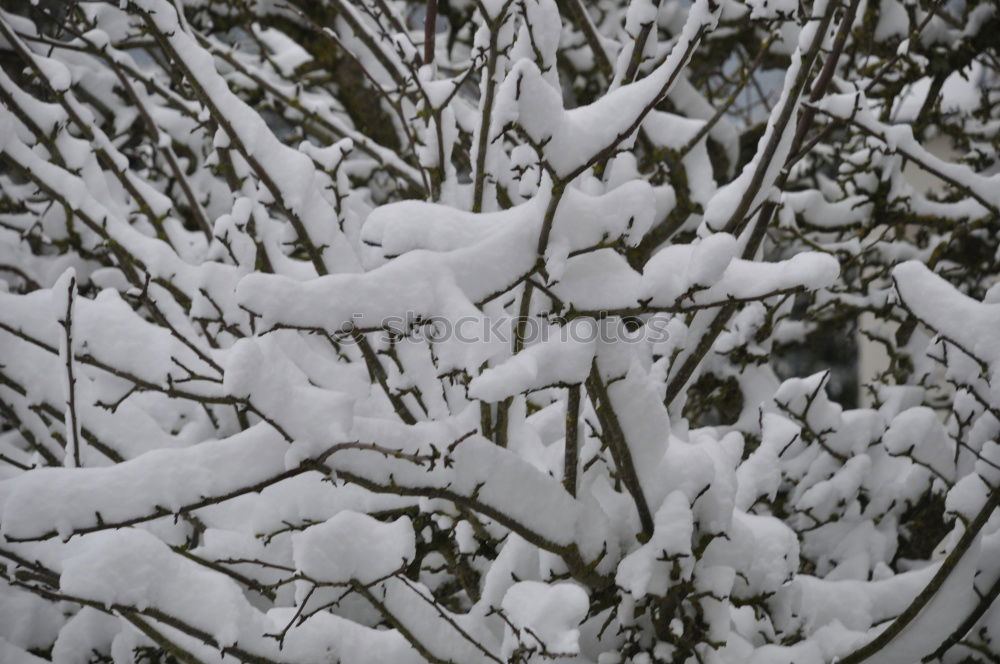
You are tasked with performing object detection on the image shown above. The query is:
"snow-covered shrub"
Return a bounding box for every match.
[0,0,998,663]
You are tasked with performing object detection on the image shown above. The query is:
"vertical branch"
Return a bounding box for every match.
[424,0,438,66]
[621,22,655,85]
[493,400,511,448]
[789,0,864,162]
[479,389,493,440]
[564,383,580,497]
[494,185,567,445]
[59,275,81,468]
[472,2,513,212]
